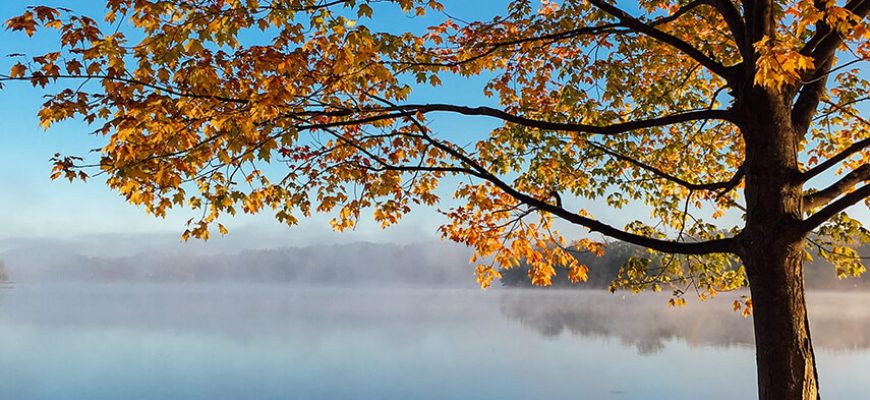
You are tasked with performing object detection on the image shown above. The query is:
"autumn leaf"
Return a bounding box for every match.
[10,63,26,78]
[6,11,37,36]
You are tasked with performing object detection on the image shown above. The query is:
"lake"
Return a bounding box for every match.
[1,284,869,399]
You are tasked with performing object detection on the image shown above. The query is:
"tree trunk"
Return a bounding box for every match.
[738,87,819,399]
[745,240,819,400]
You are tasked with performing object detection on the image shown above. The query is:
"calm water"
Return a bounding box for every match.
[1,284,869,399]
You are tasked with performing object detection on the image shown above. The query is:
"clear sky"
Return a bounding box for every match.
[0,1,866,248]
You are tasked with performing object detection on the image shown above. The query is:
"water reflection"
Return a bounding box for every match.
[0,284,503,346]
[4,285,870,353]
[1,285,869,399]
[498,290,870,354]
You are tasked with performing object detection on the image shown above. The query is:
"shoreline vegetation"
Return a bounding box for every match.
[499,241,870,291]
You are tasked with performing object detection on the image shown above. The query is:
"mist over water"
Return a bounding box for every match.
[1,283,870,399]
[1,237,868,398]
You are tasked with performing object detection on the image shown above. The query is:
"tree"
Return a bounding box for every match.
[2,1,868,398]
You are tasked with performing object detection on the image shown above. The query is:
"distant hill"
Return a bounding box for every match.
[3,237,866,290]
[499,241,870,290]
[0,241,477,287]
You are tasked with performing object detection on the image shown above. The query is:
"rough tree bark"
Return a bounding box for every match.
[745,240,819,400]
[739,87,820,399]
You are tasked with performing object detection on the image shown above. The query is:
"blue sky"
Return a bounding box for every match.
[0,1,866,247]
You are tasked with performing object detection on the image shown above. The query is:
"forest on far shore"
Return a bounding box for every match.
[500,241,870,291]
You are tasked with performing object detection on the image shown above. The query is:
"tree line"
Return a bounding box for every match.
[500,241,870,291]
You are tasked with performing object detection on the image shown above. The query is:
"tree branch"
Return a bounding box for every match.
[389,1,737,71]
[357,94,739,256]
[711,0,748,56]
[800,0,869,59]
[588,142,745,191]
[0,74,249,104]
[791,56,835,137]
[586,0,734,81]
[655,0,747,57]
[375,104,735,135]
[793,0,870,135]
[801,137,870,181]
[804,163,870,209]
[2,74,736,137]
[307,122,483,179]
[650,0,712,26]
[416,130,736,255]
[385,23,623,70]
[802,184,870,232]
[493,176,738,255]
[813,97,870,125]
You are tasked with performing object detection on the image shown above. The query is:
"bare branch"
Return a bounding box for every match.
[801,137,870,181]
[804,164,870,209]
[802,184,870,232]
